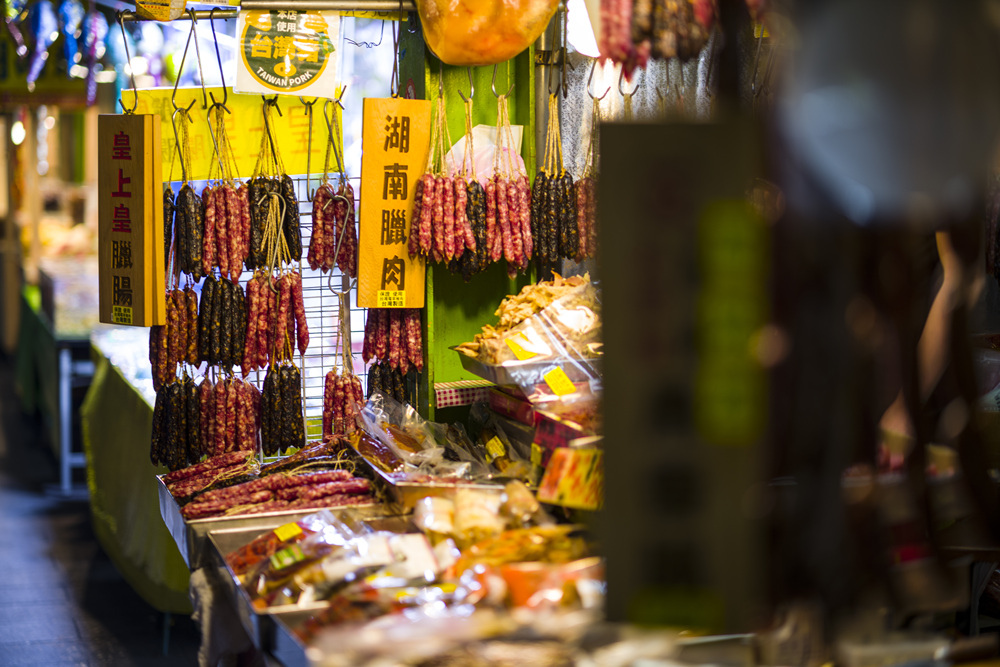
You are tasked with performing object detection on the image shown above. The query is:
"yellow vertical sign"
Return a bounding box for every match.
[98,114,166,327]
[357,97,431,308]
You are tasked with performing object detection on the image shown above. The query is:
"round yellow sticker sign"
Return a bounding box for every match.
[240,11,333,92]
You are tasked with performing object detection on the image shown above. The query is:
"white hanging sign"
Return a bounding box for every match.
[235,10,341,96]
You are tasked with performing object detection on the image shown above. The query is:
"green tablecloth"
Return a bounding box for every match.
[81,343,192,614]
[14,287,59,454]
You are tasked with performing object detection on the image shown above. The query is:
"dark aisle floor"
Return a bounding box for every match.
[0,354,201,666]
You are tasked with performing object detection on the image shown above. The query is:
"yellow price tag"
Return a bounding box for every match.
[274,522,302,542]
[485,436,506,462]
[543,367,576,397]
[505,333,539,361]
[531,443,543,467]
[111,306,133,325]
[377,290,406,308]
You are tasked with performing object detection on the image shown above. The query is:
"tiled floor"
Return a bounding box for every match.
[0,354,201,666]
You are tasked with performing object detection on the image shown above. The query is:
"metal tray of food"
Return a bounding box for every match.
[157,475,389,569]
[453,347,600,391]
[348,445,506,513]
[207,516,415,666]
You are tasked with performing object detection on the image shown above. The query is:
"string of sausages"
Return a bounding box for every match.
[308,179,358,277]
[365,361,408,406]
[361,308,423,374]
[260,365,306,456]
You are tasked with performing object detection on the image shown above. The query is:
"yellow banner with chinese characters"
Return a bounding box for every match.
[97,114,166,327]
[121,87,341,183]
[357,97,431,308]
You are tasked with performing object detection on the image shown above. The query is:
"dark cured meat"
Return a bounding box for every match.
[206,185,222,277]
[220,280,233,369]
[485,176,499,262]
[443,175,456,261]
[150,387,167,466]
[174,185,189,275]
[280,366,302,452]
[545,172,559,263]
[408,176,424,258]
[366,363,382,399]
[248,177,266,269]
[163,188,175,268]
[362,309,374,364]
[244,381,261,453]
[281,175,303,260]
[391,366,406,405]
[185,184,205,280]
[210,278,223,365]
[266,276,279,362]
[404,309,423,372]
[531,172,548,262]
[561,173,579,259]
[185,378,201,463]
[418,173,435,256]
[456,178,473,253]
[468,180,488,272]
[149,325,162,392]
[292,272,309,354]
[233,280,247,369]
[167,381,185,471]
[263,367,280,456]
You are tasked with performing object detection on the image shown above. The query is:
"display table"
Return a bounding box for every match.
[82,326,192,614]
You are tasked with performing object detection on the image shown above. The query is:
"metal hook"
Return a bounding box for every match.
[586,59,609,101]
[491,64,514,97]
[186,9,209,110]
[618,67,640,97]
[457,66,474,103]
[261,95,282,116]
[171,13,198,114]
[170,107,190,183]
[330,83,348,109]
[207,8,228,110]
[116,11,138,114]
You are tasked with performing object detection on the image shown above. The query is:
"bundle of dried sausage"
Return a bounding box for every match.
[151,287,201,388]
[281,174,303,261]
[163,187,175,268]
[335,180,358,277]
[149,376,203,471]
[173,184,204,280]
[261,364,305,456]
[361,308,423,372]
[322,369,365,439]
[366,361,408,405]
[308,183,333,271]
